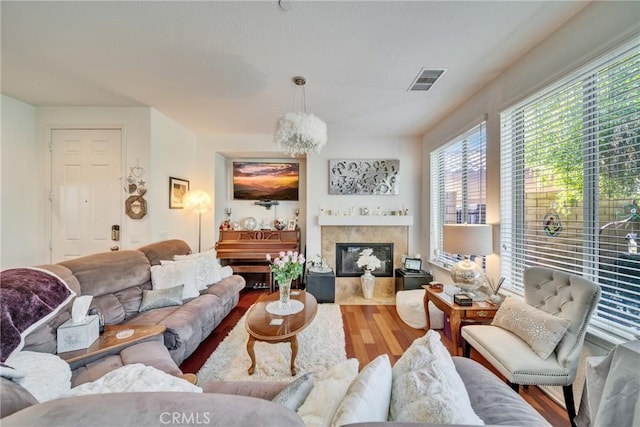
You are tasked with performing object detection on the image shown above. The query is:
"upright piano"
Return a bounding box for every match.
[215,229,301,291]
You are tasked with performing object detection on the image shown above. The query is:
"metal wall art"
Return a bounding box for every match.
[329,159,399,195]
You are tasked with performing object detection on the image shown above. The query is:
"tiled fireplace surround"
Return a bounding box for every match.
[321,225,408,305]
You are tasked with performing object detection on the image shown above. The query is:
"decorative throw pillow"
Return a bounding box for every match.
[297,358,359,427]
[272,372,314,411]
[219,265,233,280]
[0,268,76,362]
[5,351,72,402]
[173,249,221,289]
[491,297,571,359]
[151,262,199,300]
[390,331,483,425]
[139,285,184,312]
[331,354,392,427]
[392,368,470,424]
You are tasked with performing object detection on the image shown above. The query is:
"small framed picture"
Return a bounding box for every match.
[169,177,189,209]
[286,219,297,230]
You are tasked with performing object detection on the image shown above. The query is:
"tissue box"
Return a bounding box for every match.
[57,315,99,353]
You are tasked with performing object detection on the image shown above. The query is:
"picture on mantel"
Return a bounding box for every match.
[329,159,399,195]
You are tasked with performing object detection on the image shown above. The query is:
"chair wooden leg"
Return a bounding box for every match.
[563,385,577,427]
[507,381,520,393]
[462,339,471,358]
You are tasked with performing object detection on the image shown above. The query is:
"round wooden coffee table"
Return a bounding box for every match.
[245,290,318,376]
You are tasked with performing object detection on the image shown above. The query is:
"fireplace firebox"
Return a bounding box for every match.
[335,243,394,277]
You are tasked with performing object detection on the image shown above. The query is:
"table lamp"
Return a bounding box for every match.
[442,224,493,294]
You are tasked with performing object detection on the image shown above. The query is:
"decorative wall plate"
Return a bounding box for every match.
[125,195,147,220]
[543,208,562,237]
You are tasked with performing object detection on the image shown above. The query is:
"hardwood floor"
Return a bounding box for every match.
[181,289,569,427]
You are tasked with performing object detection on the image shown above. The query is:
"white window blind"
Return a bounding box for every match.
[431,122,487,267]
[501,42,640,338]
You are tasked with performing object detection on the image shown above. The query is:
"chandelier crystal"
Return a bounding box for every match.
[274,76,327,157]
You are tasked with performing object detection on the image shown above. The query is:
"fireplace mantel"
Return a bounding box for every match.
[317,215,413,226]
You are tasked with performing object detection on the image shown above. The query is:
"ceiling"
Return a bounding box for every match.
[1,1,590,138]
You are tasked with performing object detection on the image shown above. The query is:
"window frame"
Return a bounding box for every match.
[500,40,640,340]
[430,122,487,269]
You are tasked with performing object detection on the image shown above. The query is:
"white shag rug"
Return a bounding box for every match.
[197,304,346,383]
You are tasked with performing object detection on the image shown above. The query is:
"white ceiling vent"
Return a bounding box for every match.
[408,68,446,92]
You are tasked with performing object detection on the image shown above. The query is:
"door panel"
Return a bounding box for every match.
[51,129,122,262]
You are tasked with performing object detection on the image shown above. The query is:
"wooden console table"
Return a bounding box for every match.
[422,286,498,356]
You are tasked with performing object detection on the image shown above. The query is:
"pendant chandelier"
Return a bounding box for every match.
[274,76,327,157]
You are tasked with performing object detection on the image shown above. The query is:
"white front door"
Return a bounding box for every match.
[51,129,122,262]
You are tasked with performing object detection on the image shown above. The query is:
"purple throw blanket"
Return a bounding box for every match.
[1,268,75,362]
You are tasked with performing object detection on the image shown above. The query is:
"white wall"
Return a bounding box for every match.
[198,134,422,259]
[1,95,41,268]
[1,104,211,265]
[305,135,422,259]
[35,106,152,256]
[198,135,306,251]
[421,1,640,284]
[149,109,200,251]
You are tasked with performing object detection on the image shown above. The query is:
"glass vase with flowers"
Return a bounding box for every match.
[266,251,306,307]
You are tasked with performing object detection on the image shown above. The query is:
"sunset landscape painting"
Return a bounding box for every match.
[232,162,299,201]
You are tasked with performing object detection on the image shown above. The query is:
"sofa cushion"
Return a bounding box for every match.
[0,377,38,418]
[453,357,551,426]
[202,380,289,400]
[297,358,359,427]
[91,293,126,324]
[0,268,76,362]
[491,296,570,359]
[331,354,392,426]
[2,392,306,427]
[59,250,150,297]
[139,285,184,312]
[137,239,192,266]
[71,355,125,387]
[114,286,144,319]
[119,341,182,377]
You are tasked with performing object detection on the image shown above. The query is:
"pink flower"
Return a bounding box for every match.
[279,251,285,258]
[266,253,271,261]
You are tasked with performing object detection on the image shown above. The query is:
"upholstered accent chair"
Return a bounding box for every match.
[461,267,601,427]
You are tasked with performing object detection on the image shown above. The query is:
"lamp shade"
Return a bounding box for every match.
[443,224,493,256]
[183,189,212,214]
[275,112,327,157]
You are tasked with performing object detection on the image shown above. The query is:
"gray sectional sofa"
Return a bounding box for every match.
[23,240,245,377]
[2,357,550,426]
[1,240,551,426]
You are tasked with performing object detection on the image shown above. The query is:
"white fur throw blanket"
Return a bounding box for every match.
[67,363,202,396]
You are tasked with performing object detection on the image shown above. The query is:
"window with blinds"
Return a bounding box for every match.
[500,41,639,338]
[431,122,487,267]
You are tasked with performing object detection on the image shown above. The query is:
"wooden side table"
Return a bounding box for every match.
[422,286,498,356]
[58,324,166,364]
